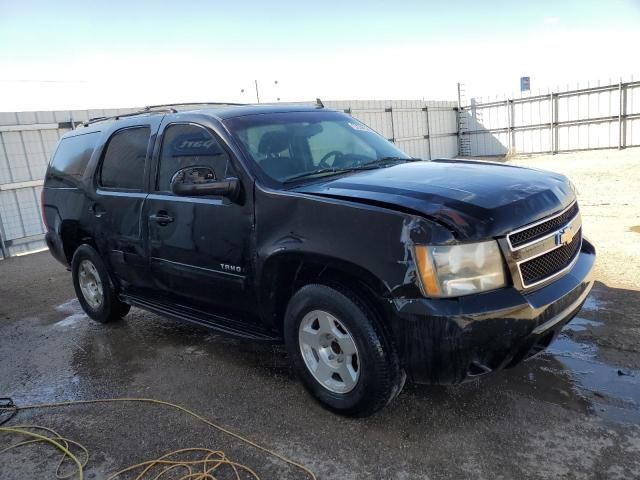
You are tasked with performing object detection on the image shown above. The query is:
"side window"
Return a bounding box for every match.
[49,132,100,179]
[156,124,231,192]
[99,127,150,190]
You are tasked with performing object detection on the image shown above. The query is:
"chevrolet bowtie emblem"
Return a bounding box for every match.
[556,225,576,246]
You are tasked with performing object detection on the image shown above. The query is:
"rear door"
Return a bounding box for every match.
[92,118,161,289]
[143,119,255,317]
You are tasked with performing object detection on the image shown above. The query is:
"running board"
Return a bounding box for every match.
[119,293,281,342]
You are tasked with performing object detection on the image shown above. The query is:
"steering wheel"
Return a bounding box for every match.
[318,150,343,168]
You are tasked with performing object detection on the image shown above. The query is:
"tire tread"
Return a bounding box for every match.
[285,283,403,417]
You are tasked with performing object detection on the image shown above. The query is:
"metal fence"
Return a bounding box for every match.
[0,100,458,259]
[459,80,640,156]
[323,100,459,160]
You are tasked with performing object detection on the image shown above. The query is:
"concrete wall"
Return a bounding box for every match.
[0,100,458,258]
[460,80,640,156]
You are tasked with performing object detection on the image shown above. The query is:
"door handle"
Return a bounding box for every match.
[90,203,107,218]
[149,211,174,226]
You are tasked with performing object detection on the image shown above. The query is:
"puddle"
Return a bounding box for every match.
[54,313,87,328]
[579,295,605,312]
[56,298,83,314]
[548,331,640,423]
[562,317,603,332]
[54,298,87,328]
[538,288,640,423]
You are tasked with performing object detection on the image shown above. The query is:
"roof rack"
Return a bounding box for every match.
[83,107,176,126]
[144,101,247,109]
[82,101,248,127]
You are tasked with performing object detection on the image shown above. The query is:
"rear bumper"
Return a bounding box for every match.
[45,230,69,266]
[390,238,596,384]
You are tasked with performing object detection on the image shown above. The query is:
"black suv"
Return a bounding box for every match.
[43,103,595,416]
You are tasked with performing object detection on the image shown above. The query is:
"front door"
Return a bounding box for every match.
[143,121,255,317]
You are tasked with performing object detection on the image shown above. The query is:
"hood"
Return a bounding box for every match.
[291,159,575,241]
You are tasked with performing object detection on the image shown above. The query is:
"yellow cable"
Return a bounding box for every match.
[0,426,85,480]
[0,423,89,479]
[0,397,317,480]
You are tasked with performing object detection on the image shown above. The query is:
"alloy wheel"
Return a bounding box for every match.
[298,309,360,394]
[78,259,104,309]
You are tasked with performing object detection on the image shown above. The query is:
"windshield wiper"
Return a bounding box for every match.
[282,167,356,183]
[282,157,421,184]
[356,157,409,169]
[351,156,421,171]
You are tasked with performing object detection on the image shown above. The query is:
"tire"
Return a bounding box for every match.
[71,244,130,323]
[284,283,403,417]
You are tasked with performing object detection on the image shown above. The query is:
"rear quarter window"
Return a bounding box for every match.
[48,131,100,181]
[99,127,150,190]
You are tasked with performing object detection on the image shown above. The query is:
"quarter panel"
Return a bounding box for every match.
[254,187,454,301]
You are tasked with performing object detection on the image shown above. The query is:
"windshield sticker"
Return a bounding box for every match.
[348,122,373,133]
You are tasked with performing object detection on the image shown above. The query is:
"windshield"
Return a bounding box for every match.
[224,111,411,183]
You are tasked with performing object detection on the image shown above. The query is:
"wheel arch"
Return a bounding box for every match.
[258,251,394,335]
[60,220,97,263]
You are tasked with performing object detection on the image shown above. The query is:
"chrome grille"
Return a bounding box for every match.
[509,202,579,249]
[520,228,582,286]
[501,201,583,290]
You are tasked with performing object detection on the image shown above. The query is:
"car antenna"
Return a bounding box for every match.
[315,98,324,108]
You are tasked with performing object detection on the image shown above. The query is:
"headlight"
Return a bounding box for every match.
[414,241,507,297]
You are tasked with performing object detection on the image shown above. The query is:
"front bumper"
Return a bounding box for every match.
[390,238,596,384]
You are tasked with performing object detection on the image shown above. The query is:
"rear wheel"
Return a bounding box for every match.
[285,284,403,417]
[71,245,130,323]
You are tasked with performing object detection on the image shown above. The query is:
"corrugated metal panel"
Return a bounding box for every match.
[0,187,44,237]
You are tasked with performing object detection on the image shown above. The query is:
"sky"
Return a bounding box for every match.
[1,0,639,111]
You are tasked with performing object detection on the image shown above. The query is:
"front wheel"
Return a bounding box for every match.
[284,284,404,417]
[71,244,130,323]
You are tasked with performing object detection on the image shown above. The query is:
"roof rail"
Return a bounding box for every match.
[83,107,177,126]
[144,101,248,109]
[82,102,248,127]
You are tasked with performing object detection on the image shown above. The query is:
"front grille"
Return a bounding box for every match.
[510,202,580,248]
[520,228,582,286]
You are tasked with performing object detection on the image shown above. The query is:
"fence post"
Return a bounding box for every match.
[507,99,513,154]
[386,107,395,142]
[550,92,556,154]
[423,106,432,160]
[618,80,625,149]
[553,93,559,153]
[456,107,462,156]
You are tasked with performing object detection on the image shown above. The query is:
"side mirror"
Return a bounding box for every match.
[170,167,240,200]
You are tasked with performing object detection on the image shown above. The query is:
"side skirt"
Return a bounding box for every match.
[119,293,282,343]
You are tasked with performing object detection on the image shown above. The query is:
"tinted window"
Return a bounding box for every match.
[50,132,100,179]
[156,124,231,192]
[100,127,150,190]
[307,121,376,166]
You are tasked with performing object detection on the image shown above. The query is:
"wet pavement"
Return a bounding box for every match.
[1,252,640,479]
